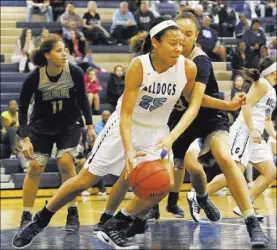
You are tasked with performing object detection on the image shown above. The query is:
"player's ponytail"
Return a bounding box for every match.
[30,34,63,67]
[242,56,276,82]
[242,68,260,82]
[130,32,151,55]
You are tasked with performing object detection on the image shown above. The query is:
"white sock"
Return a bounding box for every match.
[67,201,77,209]
[104,209,114,216]
[196,192,207,198]
[121,208,132,217]
[23,207,33,213]
[242,208,255,219]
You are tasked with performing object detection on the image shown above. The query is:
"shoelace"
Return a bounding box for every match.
[200,199,217,216]
[19,222,43,239]
[109,230,127,245]
[192,198,201,213]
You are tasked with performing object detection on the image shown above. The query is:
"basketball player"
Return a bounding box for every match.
[147,12,269,247]
[12,17,204,249]
[13,35,96,238]
[203,57,276,220]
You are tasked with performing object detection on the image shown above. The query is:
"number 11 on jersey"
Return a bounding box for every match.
[51,100,63,114]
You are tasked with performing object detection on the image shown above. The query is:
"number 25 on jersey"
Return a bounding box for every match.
[51,100,63,114]
[139,95,167,112]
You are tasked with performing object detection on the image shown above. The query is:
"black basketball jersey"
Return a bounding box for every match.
[19,63,92,137]
[170,46,228,124]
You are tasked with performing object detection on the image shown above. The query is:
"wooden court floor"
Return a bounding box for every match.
[1,188,276,249]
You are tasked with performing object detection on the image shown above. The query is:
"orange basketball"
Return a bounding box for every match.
[129,160,170,201]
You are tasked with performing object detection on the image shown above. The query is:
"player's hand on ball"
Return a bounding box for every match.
[87,125,97,146]
[250,129,262,144]
[229,93,247,111]
[22,137,34,159]
[156,134,174,152]
[125,149,146,179]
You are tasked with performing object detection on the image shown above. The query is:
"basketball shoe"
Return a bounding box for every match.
[65,207,80,232]
[233,206,264,220]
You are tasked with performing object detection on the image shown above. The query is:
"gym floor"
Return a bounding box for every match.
[1,188,276,249]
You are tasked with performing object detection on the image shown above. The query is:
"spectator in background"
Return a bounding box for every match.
[197,15,219,59]
[94,110,111,135]
[235,13,249,38]
[242,19,267,56]
[82,1,111,45]
[178,1,187,14]
[213,45,231,62]
[85,68,102,114]
[1,100,19,159]
[66,30,86,60]
[231,40,256,77]
[260,45,269,58]
[218,0,236,37]
[107,64,125,108]
[11,28,35,73]
[134,1,155,32]
[194,3,204,23]
[229,75,248,123]
[267,37,277,57]
[50,0,65,21]
[128,0,141,13]
[26,0,53,22]
[34,28,49,47]
[111,2,137,45]
[60,2,85,41]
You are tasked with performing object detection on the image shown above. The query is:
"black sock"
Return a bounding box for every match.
[114,211,133,223]
[152,204,160,212]
[168,192,179,206]
[36,206,55,228]
[196,194,208,204]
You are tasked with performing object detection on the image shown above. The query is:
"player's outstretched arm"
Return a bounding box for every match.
[169,59,201,142]
[120,58,146,176]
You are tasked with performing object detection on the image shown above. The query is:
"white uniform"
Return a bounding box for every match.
[84,54,187,176]
[230,78,276,167]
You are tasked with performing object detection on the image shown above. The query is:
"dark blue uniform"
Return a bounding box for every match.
[169,46,229,160]
[19,63,92,157]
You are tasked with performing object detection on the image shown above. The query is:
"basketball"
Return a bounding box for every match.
[129,160,171,201]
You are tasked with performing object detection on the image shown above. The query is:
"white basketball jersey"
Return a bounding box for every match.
[237,78,276,133]
[116,53,187,127]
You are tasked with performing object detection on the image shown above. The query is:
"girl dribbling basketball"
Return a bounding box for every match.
[13,17,203,249]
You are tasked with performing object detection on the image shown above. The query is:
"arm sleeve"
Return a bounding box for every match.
[70,64,93,125]
[19,70,38,138]
[193,56,211,85]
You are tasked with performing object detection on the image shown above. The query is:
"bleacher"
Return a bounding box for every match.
[0,1,275,191]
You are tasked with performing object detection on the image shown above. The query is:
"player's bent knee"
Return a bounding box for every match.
[58,154,74,172]
[27,160,44,177]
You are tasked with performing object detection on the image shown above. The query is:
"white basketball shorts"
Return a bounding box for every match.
[84,112,173,177]
[230,122,273,167]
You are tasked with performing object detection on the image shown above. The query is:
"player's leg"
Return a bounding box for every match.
[249,160,276,201]
[232,159,276,220]
[185,138,221,222]
[87,93,93,107]
[97,159,173,247]
[210,135,269,246]
[56,124,81,232]
[165,134,195,218]
[12,113,133,249]
[93,93,100,113]
[93,167,131,233]
[20,130,53,229]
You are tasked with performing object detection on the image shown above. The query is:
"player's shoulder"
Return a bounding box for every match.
[1,110,9,117]
[24,66,40,83]
[68,62,84,76]
[184,57,197,76]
